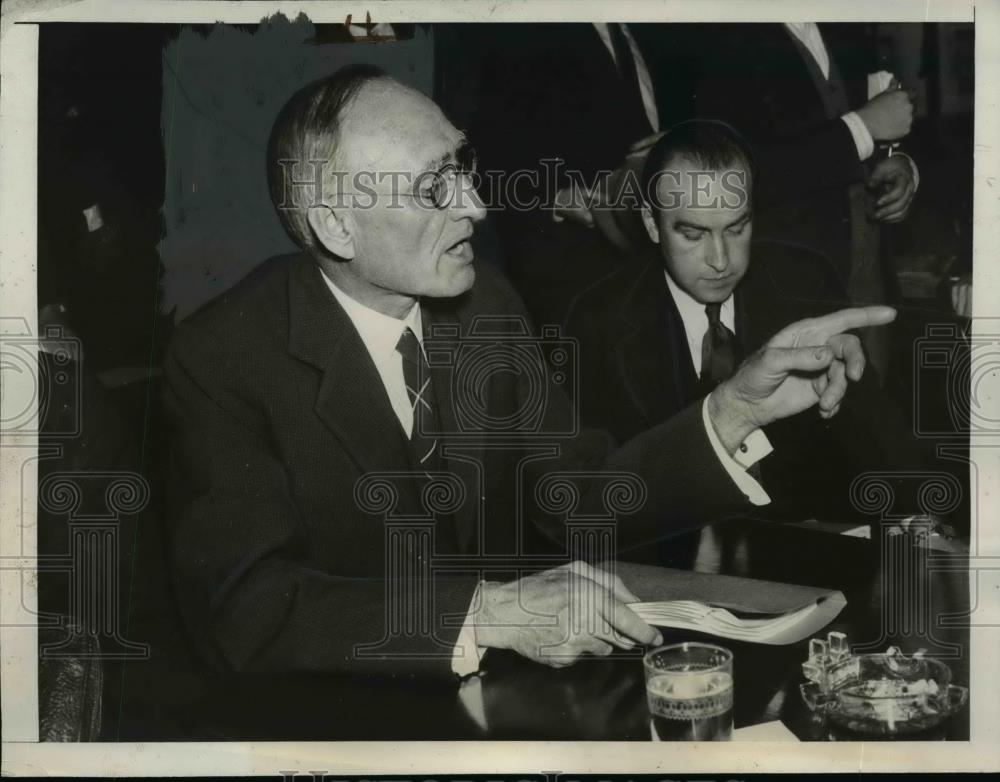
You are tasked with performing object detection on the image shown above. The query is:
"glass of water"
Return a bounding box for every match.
[644,642,734,741]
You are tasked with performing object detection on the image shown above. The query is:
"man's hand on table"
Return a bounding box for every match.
[708,306,897,455]
[473,561,661,668]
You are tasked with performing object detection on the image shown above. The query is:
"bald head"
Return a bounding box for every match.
[336,78,463,179]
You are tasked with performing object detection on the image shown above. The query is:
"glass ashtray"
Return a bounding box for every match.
[800,651,968,737]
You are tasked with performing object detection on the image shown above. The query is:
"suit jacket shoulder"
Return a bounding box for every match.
[168,254,297,362]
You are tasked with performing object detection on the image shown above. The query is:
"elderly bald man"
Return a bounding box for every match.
[163,64,894,680]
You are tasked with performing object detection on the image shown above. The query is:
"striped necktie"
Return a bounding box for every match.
[700,302,742,392]
[608,23,653,137]
[396,327,440,471]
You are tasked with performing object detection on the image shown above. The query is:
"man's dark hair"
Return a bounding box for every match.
[266,64,389,251]
[640,119,756,211]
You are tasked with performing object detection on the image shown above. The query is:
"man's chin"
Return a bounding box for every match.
[698,285,736,303]
[427,263,476,299]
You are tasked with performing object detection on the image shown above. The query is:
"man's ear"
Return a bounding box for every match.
[640,205,660,244]
[307,205,356,259]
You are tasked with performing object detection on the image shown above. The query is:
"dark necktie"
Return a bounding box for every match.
[396,327,440,472]
[607,23,652,136]
[397,327,461,553]
[700,302,742,392]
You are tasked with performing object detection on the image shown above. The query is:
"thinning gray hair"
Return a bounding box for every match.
[266,64,389,251]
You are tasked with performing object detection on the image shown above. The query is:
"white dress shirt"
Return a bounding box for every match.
[664,273,736,377]
[322,272,423,437]
[784,22,830,80]
[593,22,660,133]
[322,269,771,679]
[663,272,773,504]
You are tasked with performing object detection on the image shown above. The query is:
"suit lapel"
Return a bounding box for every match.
[734,283,751,358]
[286,257,414,480]
[750,25,837,135]
[736,250,792,355]
[613,258,697,423]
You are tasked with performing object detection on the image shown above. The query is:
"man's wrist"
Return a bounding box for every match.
[842,111,875,161]
[707,383,758,455]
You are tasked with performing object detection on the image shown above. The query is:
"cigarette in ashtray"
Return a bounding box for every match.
[885,645,927,674]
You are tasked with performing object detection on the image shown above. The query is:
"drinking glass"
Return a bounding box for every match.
[644,642,734,741]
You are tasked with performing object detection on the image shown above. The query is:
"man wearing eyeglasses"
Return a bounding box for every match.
[163,65,893,684]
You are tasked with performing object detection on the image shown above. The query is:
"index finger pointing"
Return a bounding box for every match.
[810,306,897,339]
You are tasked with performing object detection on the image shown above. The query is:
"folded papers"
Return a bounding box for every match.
[612,561,846,645]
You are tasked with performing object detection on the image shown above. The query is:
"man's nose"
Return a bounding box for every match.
[706,235,730,273]
[452,173,486,222]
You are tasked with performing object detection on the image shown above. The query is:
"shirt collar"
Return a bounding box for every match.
[320,270,423,360]
[662,269,734,328]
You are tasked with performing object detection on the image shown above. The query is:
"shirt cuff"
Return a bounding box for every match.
[451,582,487,677]
[701,397,772,506]
[733,428,773,470]
[841,111,875,162]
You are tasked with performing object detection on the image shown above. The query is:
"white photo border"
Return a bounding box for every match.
[2,0,997,775]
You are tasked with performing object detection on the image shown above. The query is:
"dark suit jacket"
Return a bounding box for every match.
[163,254,755,680]
[565,239,924,522]
[462,23,655,327]
[635,23,882,285]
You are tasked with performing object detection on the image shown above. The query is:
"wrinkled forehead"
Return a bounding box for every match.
[652,154,752,214]
[337,80,463,175]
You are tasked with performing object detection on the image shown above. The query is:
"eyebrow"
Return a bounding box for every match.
[421,151,452,172]
[674,212,752,232]
[416,135,468,173]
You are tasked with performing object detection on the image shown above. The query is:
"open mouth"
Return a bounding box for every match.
[445,238,472,259]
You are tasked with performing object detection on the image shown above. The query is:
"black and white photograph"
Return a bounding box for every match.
[0,0,997,775]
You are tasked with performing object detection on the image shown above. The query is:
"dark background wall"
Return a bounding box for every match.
[157,17,434,320]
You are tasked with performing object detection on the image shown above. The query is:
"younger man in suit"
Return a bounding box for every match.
[567,120,937,524]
